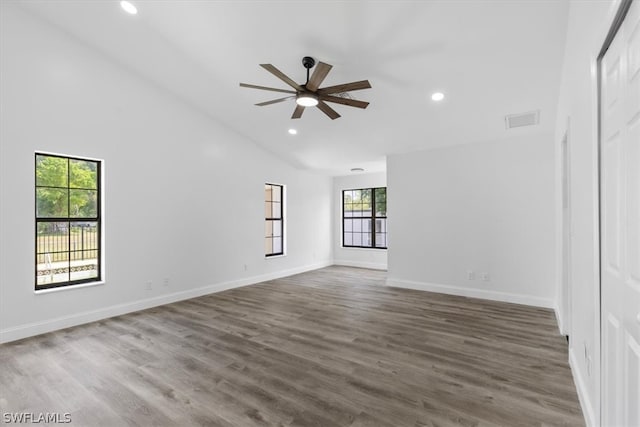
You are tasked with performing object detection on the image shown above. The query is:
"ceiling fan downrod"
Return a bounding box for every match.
[302,56,315,86]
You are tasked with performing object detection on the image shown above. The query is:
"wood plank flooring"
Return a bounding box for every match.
[0,266,583,426]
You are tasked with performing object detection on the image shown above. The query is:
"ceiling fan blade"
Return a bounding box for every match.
[260,64,303,91]
[255,96,295,106]
[320,95,369,109]
[239,83,297,94]
[306,62,333,92]
[291,104,305,119]
[317,101,341,120]
[317,80,372,95]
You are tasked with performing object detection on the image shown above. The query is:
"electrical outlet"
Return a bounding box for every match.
[480,272,490,282]
[163,278,169,287]
[467,270,476,280]
[243,264,248,271]
[145,280,152,290]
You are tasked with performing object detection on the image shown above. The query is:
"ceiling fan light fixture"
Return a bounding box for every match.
[296,93,319,107]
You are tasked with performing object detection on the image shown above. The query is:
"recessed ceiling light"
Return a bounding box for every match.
[288,129,297,135]
[350,168,365,172]
[431,92,445,101]
[120,1,138,15]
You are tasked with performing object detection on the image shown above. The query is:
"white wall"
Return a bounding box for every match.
[387,134,556,307]
[333,172,387,270]
[553,1,618,425]
[0,4,332,343]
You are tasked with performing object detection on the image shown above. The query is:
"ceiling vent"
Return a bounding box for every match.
[505,110,540,129]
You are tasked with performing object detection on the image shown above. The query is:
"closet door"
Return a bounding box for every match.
[600,2,640,426]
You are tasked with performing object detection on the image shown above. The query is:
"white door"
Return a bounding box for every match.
[601,1,640,426]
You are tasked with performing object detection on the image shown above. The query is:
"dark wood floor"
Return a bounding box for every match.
[0,266,583,426]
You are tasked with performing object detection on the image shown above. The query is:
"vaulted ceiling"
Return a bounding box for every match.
[16,0,569,176]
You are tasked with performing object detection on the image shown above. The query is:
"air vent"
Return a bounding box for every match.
[505,110,540,129]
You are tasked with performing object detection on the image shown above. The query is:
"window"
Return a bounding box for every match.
[35,153,101,289]
[343,187,387,249]
[265,183,283,256]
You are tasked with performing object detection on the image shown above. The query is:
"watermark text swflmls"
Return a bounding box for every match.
[3,412,71,424]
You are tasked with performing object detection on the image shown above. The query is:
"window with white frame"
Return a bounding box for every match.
[35,153,101,289]
[265,183,284,256]
[343,187,387,249]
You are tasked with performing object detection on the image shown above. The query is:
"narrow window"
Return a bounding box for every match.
[343,187,387,249]
[35,153,101,289]
[265,183,284,256]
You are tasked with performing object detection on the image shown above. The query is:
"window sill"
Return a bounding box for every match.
[265,254,286,260]
[34,280,105,295]
[340,246,387,251]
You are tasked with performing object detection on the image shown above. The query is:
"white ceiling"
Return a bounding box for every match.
[16,0,569,176]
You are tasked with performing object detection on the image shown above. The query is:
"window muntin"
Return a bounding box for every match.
[343,187,387,249]
[265,183,284,256]
[35,154,101,289]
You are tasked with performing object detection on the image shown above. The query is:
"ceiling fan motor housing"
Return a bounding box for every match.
[302,56,316,69]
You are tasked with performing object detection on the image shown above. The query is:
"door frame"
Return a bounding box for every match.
[560,125,572,338]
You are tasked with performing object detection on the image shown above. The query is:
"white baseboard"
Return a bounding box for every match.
[569,348,596,427]
[385,278,555,308]
[555,305,566,335]
[0,260,332,344]
[333,260,387,270]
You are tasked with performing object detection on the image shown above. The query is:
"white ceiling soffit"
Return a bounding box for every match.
[13,1,569,176]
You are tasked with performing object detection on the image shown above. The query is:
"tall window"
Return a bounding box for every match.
[343,187,387,249]
[265,183,283,256]
[35,153,101,289]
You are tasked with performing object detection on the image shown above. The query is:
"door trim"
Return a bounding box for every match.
[561,126,572,338]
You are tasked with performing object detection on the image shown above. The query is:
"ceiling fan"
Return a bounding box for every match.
[239,56,371,120]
